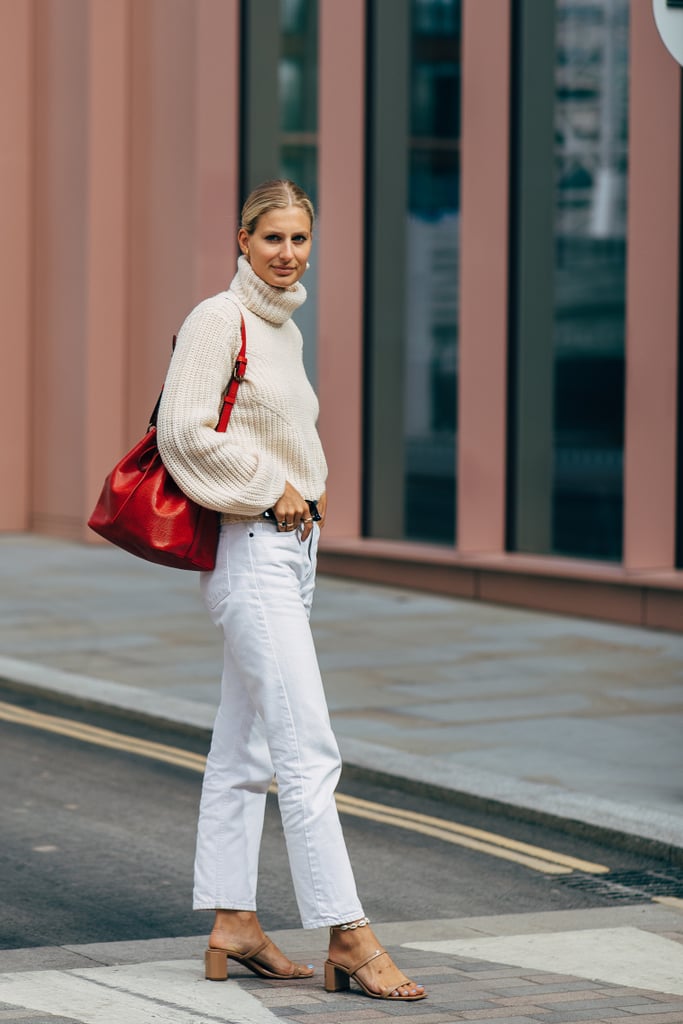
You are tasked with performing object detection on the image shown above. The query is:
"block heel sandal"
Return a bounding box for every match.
[324,948,426,1001]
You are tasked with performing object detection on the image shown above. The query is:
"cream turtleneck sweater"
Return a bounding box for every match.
[157,256,328,521]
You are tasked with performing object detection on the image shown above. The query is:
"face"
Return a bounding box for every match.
[238,206,312,289]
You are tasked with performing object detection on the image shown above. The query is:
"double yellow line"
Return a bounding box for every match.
[0,699,609,877]
[333,792,608,875]
[0,699,207,773]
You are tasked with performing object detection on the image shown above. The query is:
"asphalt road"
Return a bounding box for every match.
[0,687,673,951]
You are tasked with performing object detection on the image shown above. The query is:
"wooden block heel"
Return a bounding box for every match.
[205,948,228,981]
[324,959,350,992]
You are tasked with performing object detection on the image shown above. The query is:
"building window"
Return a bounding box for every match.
[552,0,628,559]
[279,0,318,381]
[678,255,683,569]
[241,0,319,380]
[279,0,318,203]
[365,0,461,544]
[508,0,628,561]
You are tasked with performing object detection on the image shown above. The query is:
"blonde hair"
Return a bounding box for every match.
[240,179,315,235]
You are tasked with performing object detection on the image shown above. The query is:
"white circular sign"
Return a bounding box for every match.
[653,0,683,66]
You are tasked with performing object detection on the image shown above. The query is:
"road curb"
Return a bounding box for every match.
[2,655,683,866]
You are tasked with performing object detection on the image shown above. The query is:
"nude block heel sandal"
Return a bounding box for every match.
[205,948,229,981]
[324,919,426,1002]
[324,949,427,1000]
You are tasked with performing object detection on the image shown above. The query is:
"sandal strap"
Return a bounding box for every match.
[328,949,419,998]
[241,937,273,962]
[341,947,389,977]
[211,937,271,960]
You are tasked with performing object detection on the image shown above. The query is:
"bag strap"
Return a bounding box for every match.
[148,313,247,432]
[216,313,247,433]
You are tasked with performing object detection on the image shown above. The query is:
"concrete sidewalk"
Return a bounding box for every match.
[1,533,682,856]
[3,906,683,1023]
[2,533,683,1023]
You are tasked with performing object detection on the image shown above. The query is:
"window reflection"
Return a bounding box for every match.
[278,0,318,381]
[279,0,317,204]
[552,0,628,559]
[404,0,461,543]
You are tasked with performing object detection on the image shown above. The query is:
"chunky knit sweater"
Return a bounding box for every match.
[157,256,328,521]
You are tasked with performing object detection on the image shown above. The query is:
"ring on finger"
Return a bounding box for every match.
[279,520,287,528]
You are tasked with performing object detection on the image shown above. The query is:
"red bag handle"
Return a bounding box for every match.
[148,313,247,433]
[217,313,247,432]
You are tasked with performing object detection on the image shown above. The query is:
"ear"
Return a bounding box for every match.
[237,228,250,255]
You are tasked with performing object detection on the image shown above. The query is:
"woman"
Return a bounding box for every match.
[157,180,425,1003]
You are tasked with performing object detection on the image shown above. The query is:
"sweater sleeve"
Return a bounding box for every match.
[156,300,287,515]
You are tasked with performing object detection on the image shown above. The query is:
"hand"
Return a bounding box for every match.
[273,482,314,541]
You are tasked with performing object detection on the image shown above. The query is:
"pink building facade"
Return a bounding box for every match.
[2,0,681,630]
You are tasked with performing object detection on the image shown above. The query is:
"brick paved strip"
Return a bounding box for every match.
[379,1007,477,1021]
[256,994,322,1006]
[376,1004,462,1018]
[519,981,620,995]
[600,1015,683,1023]
[0,1017,81,1024]
[484,983,599,997]
[459,1010,546,1021]
[494,991,611,1006]
[458,1018,542,1024]
[406,999,502,1013]
[533,1010,630,1023]
[597,997,679,1010]
[603,989,679,999]
[372,1013,472,1023]
[454,966,536,978]
[412,973,493,987]
[280,1010,391,1022]
[367,1016,463,1024]
[427,983,500,997]
[522,975,597,985]
[619,1005,683,1016]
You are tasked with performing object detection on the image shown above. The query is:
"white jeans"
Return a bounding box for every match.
[193,520,364,929]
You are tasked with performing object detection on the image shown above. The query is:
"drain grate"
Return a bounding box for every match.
[553,868,683,904]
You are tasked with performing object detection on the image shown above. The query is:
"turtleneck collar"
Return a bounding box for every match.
[229,255,307,326]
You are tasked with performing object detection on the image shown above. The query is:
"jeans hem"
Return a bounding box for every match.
[192,902,258,912]
[300,907,366,930]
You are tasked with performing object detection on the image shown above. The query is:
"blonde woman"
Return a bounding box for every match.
[157,180,425,1003]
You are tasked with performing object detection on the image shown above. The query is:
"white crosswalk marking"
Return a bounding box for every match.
[405,926,683,996]
[0,960,282,1024]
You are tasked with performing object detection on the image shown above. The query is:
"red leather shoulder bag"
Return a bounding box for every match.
[88,314,247,571]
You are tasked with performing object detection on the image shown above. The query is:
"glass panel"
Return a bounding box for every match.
[552,0,629,559]
[278,0,318,381]
[404,0,461,544]
[279,0,318,202]
[678,346,683,569]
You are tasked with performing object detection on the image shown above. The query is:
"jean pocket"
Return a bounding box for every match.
[200,545,232,615]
